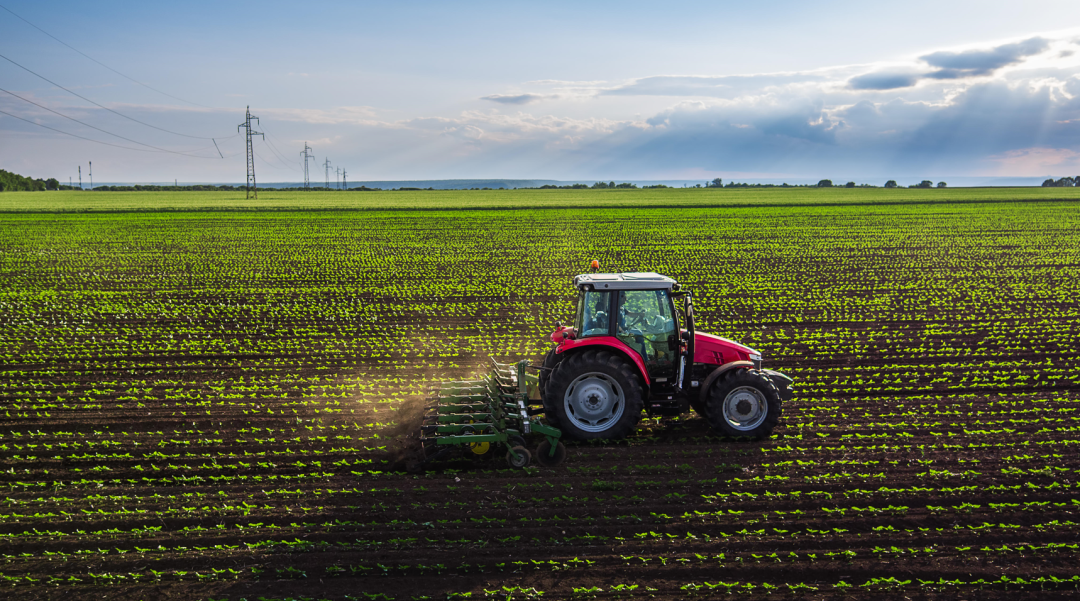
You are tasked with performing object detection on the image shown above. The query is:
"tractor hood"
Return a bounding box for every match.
[692,332,759,365]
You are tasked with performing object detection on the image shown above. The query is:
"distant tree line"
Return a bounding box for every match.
[0,169,59,191]
[68,184,389,192]
[592,181,638,189]
[1042,177,1077,187]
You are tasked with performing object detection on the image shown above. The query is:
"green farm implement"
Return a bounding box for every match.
[414,360,567,469]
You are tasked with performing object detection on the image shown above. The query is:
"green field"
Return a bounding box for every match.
[2,193,1080,599]
[2,186,1080,212]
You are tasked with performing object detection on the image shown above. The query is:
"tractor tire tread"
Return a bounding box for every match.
[540,347,562,425]
[704,368,782,439]
[547,348,643,441]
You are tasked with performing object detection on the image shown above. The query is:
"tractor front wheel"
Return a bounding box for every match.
[705,369,782,438]
[546,349,643,441]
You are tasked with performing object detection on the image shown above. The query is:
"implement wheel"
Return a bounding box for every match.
[534,439,567,467]
[506,446,531,469]
[547,349,643,441]
[705,369,782,438]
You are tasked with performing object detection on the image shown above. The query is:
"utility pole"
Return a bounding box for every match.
[89,161,92,190]
[78,166,82,189]
[323,158,331,189]
[237,106,264,199]
[342,168,347,190]
[300,142,314,189]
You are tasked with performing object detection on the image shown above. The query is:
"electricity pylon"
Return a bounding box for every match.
[300,142,314,189]
[238,106,264,199]
[323,158,331,189]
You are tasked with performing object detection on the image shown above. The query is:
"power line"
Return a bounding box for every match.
[253,138,296,172]
[260,131,300,172]
[0,106,215,154]
[0,51,220,140]
[0,86,220,158]
[0,2,212,109]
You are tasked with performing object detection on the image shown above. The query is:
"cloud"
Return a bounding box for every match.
[259,105,382,124]
[11,31,1080,181]
[845,37,1055,91]
[600,72,837,98]
[848,71,922,91]
[921,36,1050,79]
[481,93,557,105]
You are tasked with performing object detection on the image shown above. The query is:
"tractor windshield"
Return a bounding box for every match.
[615,289,678,375]
[575,290,612,337]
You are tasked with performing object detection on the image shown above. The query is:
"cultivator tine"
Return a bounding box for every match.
[413,360,564,469]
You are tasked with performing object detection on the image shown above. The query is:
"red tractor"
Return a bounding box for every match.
[539,270,792,441]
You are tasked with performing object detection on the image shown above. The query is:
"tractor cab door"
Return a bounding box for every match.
[575,289,612,337]
[615,290,679,388]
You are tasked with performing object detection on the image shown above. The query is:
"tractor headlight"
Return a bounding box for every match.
[749,353,762,370]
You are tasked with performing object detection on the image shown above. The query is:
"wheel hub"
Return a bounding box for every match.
[723,386,768,431]
[585,392,603,409]
[564,372,625,432]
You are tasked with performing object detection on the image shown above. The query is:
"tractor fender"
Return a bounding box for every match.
[699,361,755,396]
[555,336,651,388]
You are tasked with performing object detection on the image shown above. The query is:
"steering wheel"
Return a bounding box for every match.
[621,310,648,331]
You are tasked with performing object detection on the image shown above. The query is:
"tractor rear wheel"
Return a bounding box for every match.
[546,349,643,441]
[539,347,561,426]
[705,369,781,438]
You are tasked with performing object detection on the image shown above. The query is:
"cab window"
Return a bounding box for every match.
[575,290,612,337]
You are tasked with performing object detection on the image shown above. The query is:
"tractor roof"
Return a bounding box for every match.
[573,272,677,291]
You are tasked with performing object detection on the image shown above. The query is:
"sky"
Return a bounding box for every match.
[2,0,1080,184]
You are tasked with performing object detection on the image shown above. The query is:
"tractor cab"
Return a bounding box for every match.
[571,273,683,392]
[541,269,792,442]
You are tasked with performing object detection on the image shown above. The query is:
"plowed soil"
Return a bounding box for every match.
[1,200,1079,600]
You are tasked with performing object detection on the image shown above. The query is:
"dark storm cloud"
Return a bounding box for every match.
[921,37,1050,79]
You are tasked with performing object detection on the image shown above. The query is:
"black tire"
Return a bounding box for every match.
[534,439,567,467]
[546,348,644,441]
[704,369,782,438]
[689,391,707,419]
[539,347,561,425]
[507,433,526,449]
[506,446,531,469]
